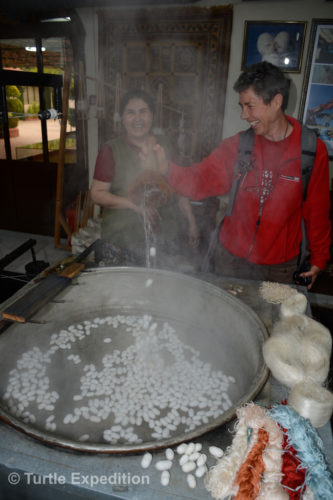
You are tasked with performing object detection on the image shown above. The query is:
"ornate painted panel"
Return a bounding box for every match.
[98,6,233,164]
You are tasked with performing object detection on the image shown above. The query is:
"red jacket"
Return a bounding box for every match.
[168,117,331,270]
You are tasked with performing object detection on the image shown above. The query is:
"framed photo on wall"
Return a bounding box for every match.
[242,21,307,72]
[299,19,333,158]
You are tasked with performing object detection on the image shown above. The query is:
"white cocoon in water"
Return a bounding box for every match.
[280,292,308,318]
[289,381,333,428]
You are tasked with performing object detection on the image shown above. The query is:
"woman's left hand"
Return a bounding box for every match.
[300,265,321,290]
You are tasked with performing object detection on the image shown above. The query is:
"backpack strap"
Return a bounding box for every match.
[301,125,317,201]
[298,125,317,272]
[226,127,255,216]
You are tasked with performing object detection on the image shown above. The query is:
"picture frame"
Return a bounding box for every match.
[299,19,333,158]
[241,21,307,72]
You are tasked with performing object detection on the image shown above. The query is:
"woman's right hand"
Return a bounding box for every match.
[139,142,169,175]
[152,143,169,175]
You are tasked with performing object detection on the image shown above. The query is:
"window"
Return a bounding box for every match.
[0,37,76,163]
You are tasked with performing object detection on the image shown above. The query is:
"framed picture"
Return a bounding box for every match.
[299,19,333,158]
[242,21,307,72]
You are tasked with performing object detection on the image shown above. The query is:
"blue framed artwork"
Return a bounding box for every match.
[242,21,307,72]
[299,19,333,158]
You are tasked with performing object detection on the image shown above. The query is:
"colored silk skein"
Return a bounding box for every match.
[234,427,269,500]
[270,404,333,499]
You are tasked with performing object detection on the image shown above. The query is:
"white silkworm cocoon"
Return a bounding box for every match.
[145,279,153,287]
[189,451,200,462]
[161,470,170,486]
[195,443,202,452]
[79,434,90,442]
[280,292,307,318]
[104,338,112,343]
[186,473,196,489]
[177,443,188,454]
[179,454,189,466]
[149,247,156,257]
[185,442,195,455]
[289,381,333,428]
[195,465,208,478]
[182,461,196,473]
[165,448,174,461]
[196,453,207,467]
[209,446,224,458]
[141,452,153,469]
[155,460,173,471]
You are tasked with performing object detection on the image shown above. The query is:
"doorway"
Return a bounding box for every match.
[0,19,88,236]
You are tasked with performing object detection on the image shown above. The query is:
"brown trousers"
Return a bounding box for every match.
[214,244,298,284]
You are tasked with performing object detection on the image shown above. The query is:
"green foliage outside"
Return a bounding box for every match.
[27,101,40,116]
[17,137,76,151]
[6,85,23,128]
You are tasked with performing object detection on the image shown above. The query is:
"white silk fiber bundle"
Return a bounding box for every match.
[263,333,305,388]
[301,337,331,384]
[271,314,309,337]
[303,317,332,352]
[264,312,332,388]
[280,292,308,318]
[259,281,297,304]
[288,381,333,428]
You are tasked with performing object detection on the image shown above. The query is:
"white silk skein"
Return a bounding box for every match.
[288,380,333,428]
[263,334,305,388]
[280,292,308,318]
[303,317,332,351]
[300,337,331,384]
[271,314,310,337]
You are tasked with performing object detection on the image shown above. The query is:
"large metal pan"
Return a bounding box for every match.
[0,267,268,453]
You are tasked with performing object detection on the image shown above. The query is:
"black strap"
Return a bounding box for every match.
[301,125,317,201]
[226,127,255,216]
[298,125,317,271]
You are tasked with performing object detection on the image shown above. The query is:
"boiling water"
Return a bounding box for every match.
[142,184,159,268]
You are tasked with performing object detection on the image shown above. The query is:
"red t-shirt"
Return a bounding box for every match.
[93,137,142,183]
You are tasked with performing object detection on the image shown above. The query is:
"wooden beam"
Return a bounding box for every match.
[54,62,72,250]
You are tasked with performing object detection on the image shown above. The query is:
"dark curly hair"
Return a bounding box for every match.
[233,62,290,111]
[120,89,155,116]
